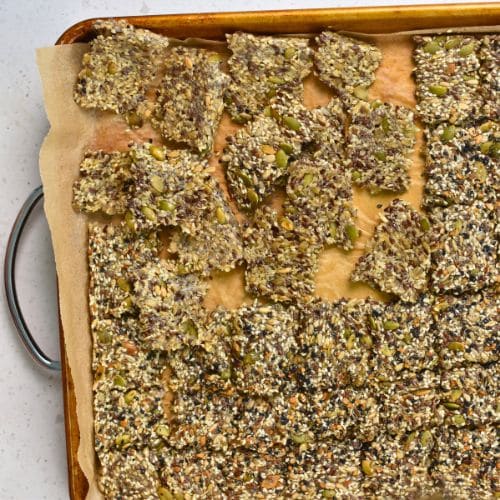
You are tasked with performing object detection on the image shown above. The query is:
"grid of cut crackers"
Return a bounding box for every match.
[72,21,499,499]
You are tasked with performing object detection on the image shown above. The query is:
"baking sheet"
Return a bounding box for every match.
[35,27,494,498]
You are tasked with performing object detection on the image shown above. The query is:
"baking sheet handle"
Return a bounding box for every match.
[4,185,61,371]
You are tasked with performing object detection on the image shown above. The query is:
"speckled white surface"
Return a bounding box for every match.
[0,0,492,498]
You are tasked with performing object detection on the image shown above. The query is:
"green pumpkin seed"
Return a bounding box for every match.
[353,86,369,100]
[444,402,461,410]
[263,106,272,117]
[420,217,431,232]
[215,206,227,224]
[275,149,289,169]
[444,37,460,50]
[345,225,359,243]
[150,175,164,193]
[117,277,131,293]
[383,320,399,331]
[150,145,166,161]
[360,335,373,347]
[284,47,296,60]
[124,390,138,405]
[480,141,493,154]
[291,432,312,444]
[158,199,175,212]
[459,43,474,56]
[420,430,433,447]
[452,414,466,426]
[429,85,448,96]
[381,117,390,134]
[423,41,440,54]
[302,173,314,187]
[125,211,136,231]
[279,142,294,154]
[113,375,126,387]
[157,487,174,500]
[268,75,285,85]
[115,434,131,448]
[440,125,456,142]
[322,490,335,498]
[361,460,374,476]
[352,170,361,181]
[141,206,157,222]
[247,188,259,206]
[97,329,112,344]
[448,389,462,402]
[447,341,465,351]
[283,115,301,131]
[374,151,387,161]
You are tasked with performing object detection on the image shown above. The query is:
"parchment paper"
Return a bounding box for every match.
[35,28,495,498]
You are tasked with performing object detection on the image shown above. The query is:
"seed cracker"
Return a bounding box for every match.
[429,201,498,295]
[431,426,499,499]
[98,449,160,500]
[88,222,159,321]
[126,144,214,234]
[432,290,499,369]
[370,296,438,381]
[413,35,483,125]
[314,31,382,102]
[361,429,436,499]
[222,116,302,211]
[132,260,207,352]
[284,155,358,250]
[243,206,322,302]
[351,199,432,302]
[225,32,312,122]
[347,100,416,194]
[439,364,499,428]
[285,441,364,498]
[74,20,168,116]
[296,299,374,391]
[479,34,500,121]
[72,150,133,215]
[423,121,499,208]
[377,370,443,436]
[152,47,230,154]
[168,188,243,276]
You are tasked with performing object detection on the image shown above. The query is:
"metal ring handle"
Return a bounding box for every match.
[4,185,61,371]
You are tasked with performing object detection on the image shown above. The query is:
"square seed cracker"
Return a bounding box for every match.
[314,31,382,101]
[88,222,159,321]
[243,206,322,302]
[347,100,416,194]
[439,364,499,428]
[423,121,499,208]
[225,32,312,122]
[351,199,432,303]
[430,426,499,498]
[222,116,302,211]
[432,289,499,369]
[370,296,438,381]
[72,150,132,215]
[132,260,207,352]
[152,47,230,154]
[413,35,482,125]
[74,20,168,115]
[284,155,357,250]
[429,201,498,295]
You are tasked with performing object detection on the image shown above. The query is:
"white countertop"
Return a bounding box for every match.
[0,0,491,498]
